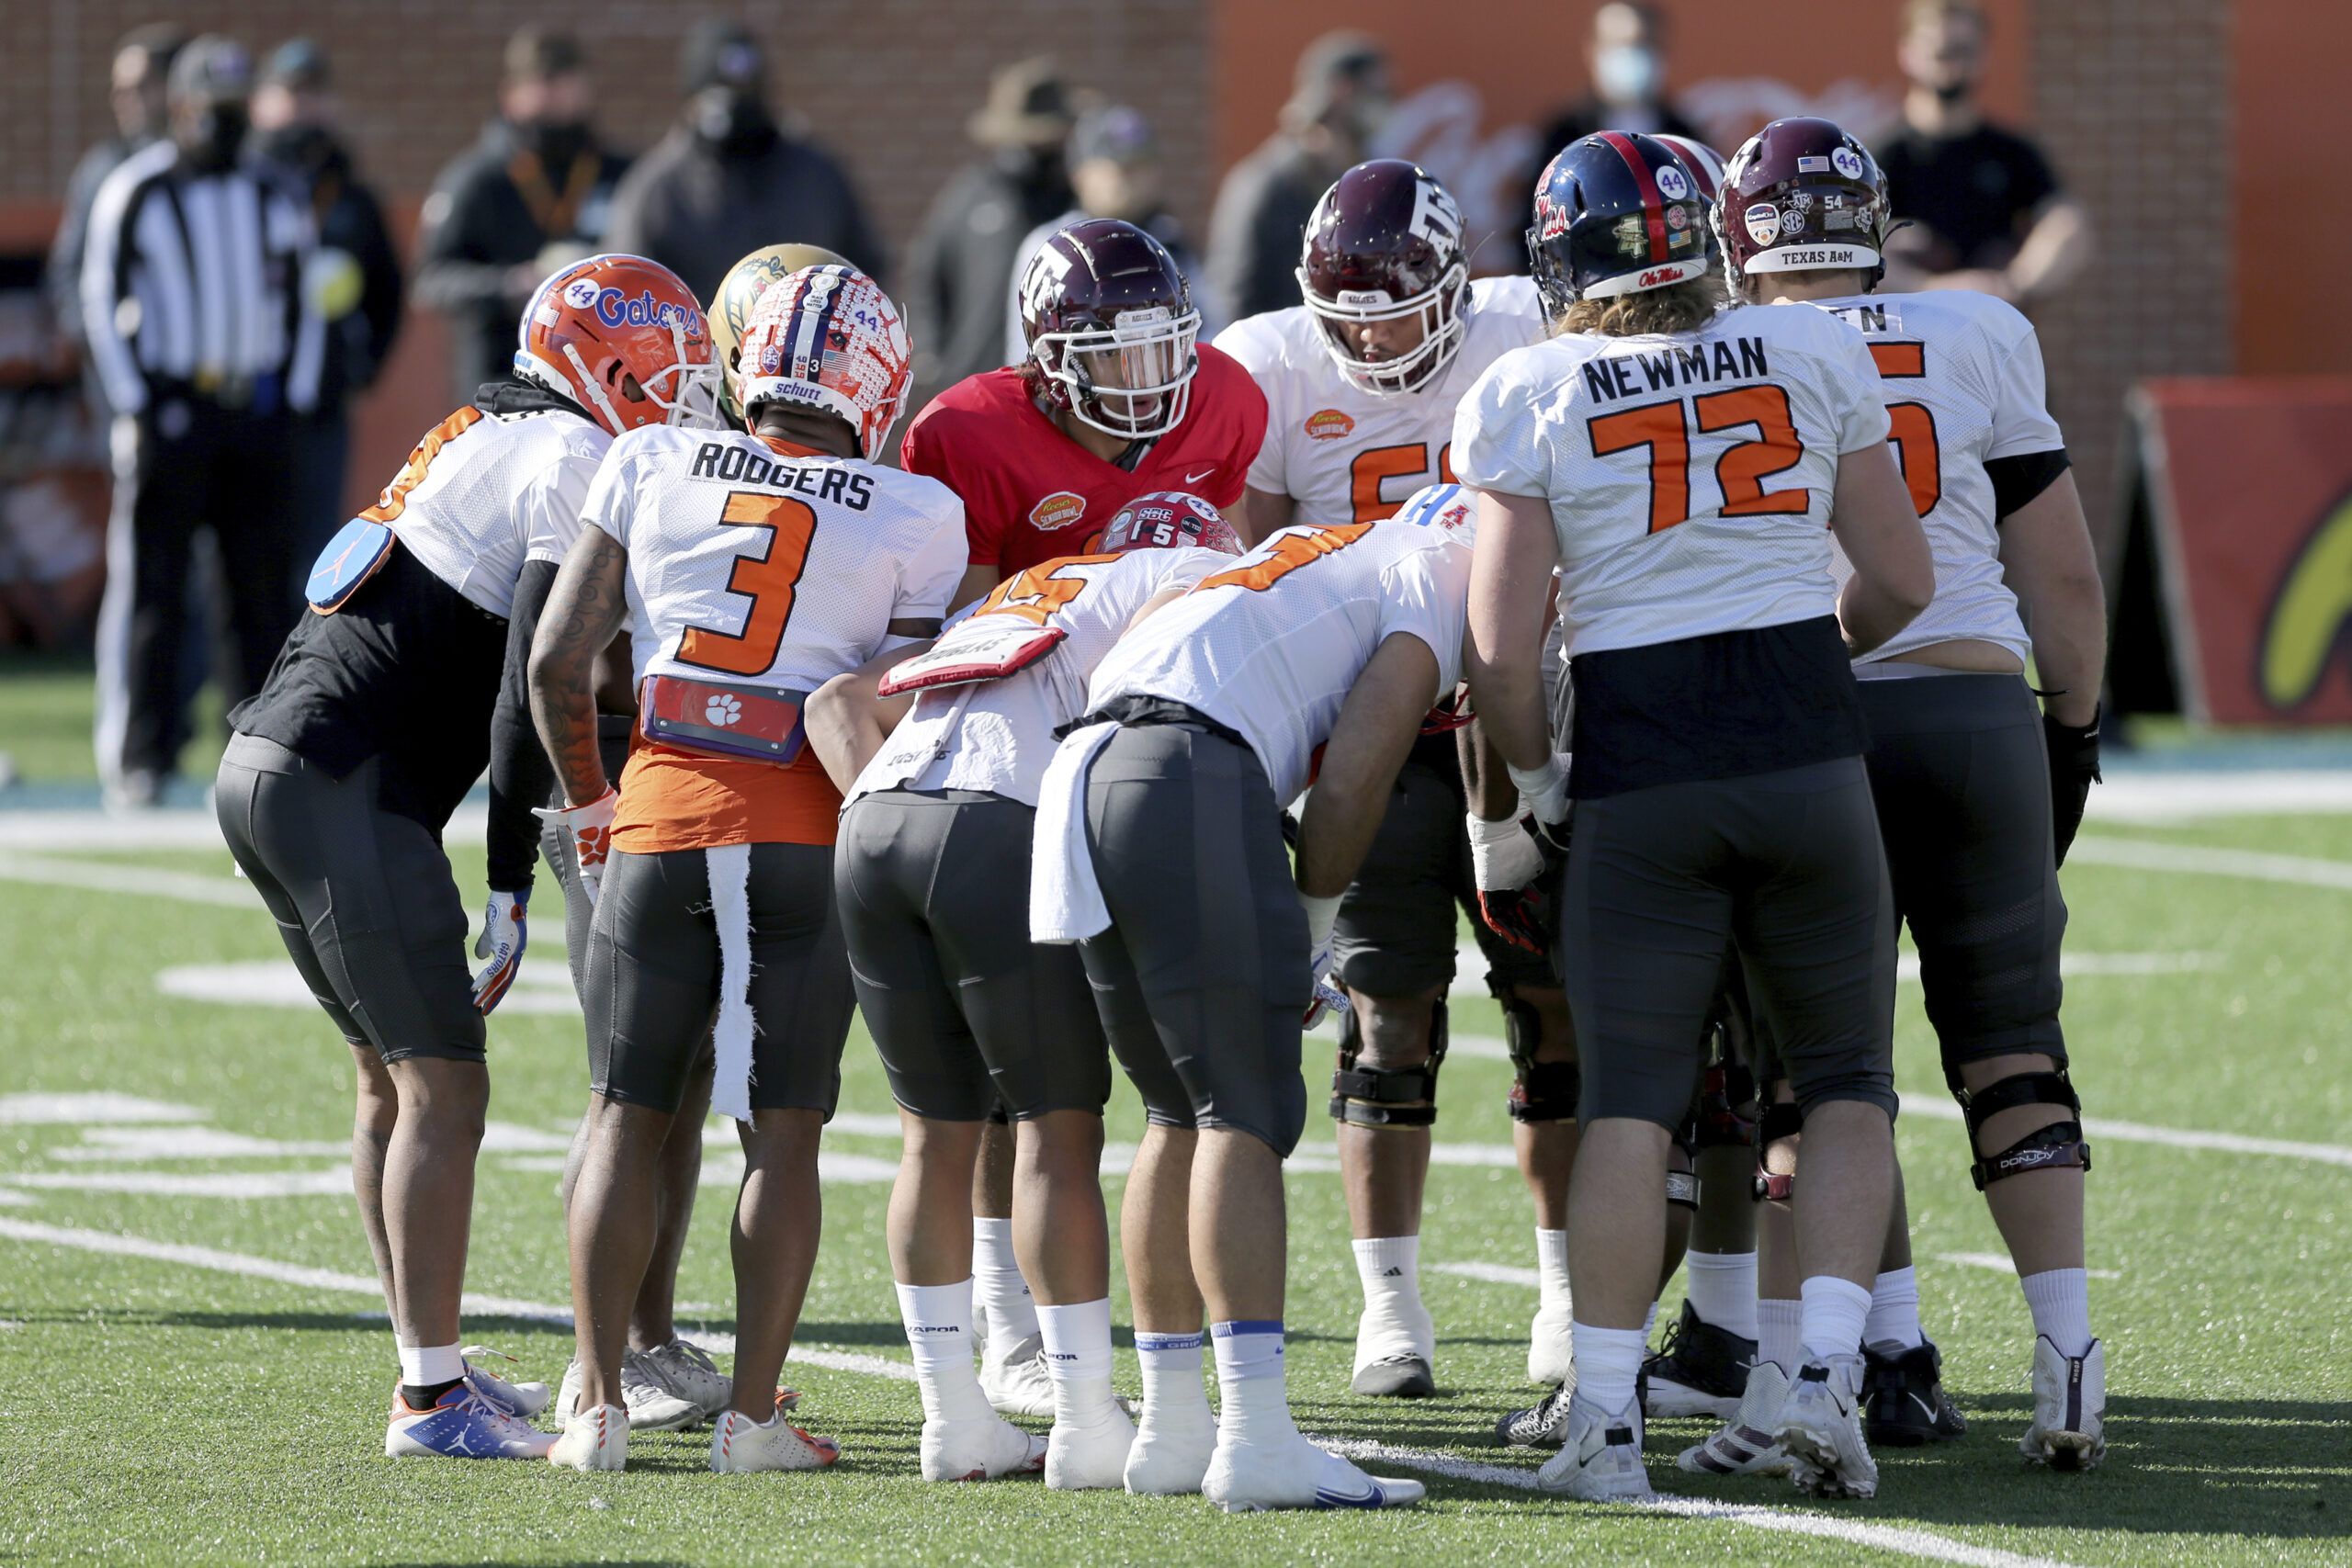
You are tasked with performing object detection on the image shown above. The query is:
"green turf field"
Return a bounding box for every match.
[2,777,2349,1564]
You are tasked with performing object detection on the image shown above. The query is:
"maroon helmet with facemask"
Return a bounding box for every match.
[1713,117,1891,295]
[1016,218,1201,441]
[1297,159,1471,395]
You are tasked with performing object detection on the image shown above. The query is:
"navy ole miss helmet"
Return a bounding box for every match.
[1714,117,1892,295]
[1523,130,1712,321]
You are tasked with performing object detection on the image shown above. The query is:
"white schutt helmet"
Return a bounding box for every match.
[736,265,914,458]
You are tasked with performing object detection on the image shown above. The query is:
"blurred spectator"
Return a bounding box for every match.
[1874,0,2092,306]
[80,38,323,807]
[605,19,884,303]
[1003,105,1223,366]
[1521,4,1702,207]
[903,56,1077,400]
[250,39,404,592]
[47,24,187,392]
[414,29,628,404]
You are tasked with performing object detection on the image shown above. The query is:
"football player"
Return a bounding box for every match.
[899,216,1269,1415]
[1026,490,1488,1512]
[1682,118,2107,1473]
[814,492,1243,1490]
[1457,130,1932,1501]
[1210,159,1564,1397]
[214,252,718,1461]
[529,265,966,1473]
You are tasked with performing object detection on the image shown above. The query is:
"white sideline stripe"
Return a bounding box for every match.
[1934,1252,2120,1281]
[2068,834,2352,892]
[1903,1100,2352,1168]
[0,804,493,851]
[0,850,258,908]
[0,1092,205,1124]
[1322,1439,2081,1568]
[51,1126,349,1162]
[155,960,582,1017]
[1431,1260,1541,1288]
[2,1169,356,1198]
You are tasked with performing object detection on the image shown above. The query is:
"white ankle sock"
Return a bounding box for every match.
[1799,1275,1874,1365]
[1535,1228,1571,1309]
[1644,1301,1658,1337]
[2019,1268,2094,1359]
[1569,1321,1648,1413]
[1352,1235,1423,1314]
[398,1341,464,1388]
[1210,1320,1295,1446]
[1865,1266,1926,1353]
[1035,1298,1118,1425]
[896,1279,994,1423]
[1758,1297,1803,1376]
[1135,1329,1212,1430]
[971,1217,1038,1344]
[1684,1250,1760,1339]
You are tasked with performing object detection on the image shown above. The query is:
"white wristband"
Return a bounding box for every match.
[1299,891,1342,954]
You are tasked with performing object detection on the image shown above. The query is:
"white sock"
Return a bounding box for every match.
[398,1341,464,1388]
[972,1217,1038,1345]
[1644,1301,1658,1337]
[1135,1329,1213,1431]
[896,1279,995,1424]
[1352,1235,1422,1314]
[1035,1298,1118,1426]
[2019,1268,2094,1359]
[1758,1297,1803,1376]
[1210,1320,1295,1446]
[1684,1250,1760,1340]
[1569,1321,1648,1413]
[1535,1228,1571,1309]
[1865,1266,1926,1354]
[1799,1275,1874,1365]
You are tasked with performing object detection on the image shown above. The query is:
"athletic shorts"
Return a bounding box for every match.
[215,731,482,1065]
[1334,739,1559,999]
[1560,757,1897,1130]
[1077,717,1309,1156]
[1859,671,2068,1078]
[837,788,1112,1122]
[541,716,636,998]
[583,841,852,1116]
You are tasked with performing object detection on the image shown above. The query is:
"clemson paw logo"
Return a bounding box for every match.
[576,826,611,868]
[707,694,742,728]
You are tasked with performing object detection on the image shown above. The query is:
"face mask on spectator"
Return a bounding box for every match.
[185,105,249,172]
[516,115,589,168]
[254,122,333,172]
[692,86,773,152]
[1594,44,1659,104]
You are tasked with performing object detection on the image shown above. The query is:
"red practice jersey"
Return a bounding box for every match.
[900,343,1269,579]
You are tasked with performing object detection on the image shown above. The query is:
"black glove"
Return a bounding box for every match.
[2043,707,2102,868]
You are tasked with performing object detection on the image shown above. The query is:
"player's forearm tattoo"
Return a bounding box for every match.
[530,529,632,807]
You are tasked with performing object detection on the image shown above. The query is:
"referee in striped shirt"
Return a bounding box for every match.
[81,36,325,807]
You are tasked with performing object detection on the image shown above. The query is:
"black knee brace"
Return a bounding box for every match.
[1329,1000,1447,1129]
[1960,1069,2092,1190]
[1751,1101,1804,1201]
[1498,987,1578,1122]
[1666,1169,1701,1211]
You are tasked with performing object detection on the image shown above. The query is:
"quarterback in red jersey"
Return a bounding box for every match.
[902,217,1269,607]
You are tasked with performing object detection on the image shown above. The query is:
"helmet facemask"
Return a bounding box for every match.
[1299,261,1471,395]
[1035,304,1202,441]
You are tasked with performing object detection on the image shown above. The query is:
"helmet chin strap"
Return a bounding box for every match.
[560,341,628,435]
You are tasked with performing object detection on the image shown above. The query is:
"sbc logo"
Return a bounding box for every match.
[706,693,742,728]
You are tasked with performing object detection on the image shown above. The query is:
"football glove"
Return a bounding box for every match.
[1301,891,1344,1030]
[470,891,527,1015]
[1506,755,1573,849]
[534,786,618,910]
[2043,707,2102,868]
[1468,811,1551,955]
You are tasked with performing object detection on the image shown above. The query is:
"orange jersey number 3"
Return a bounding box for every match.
[674,491,821,677]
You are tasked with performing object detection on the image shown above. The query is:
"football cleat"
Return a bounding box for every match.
[1125,1398,1216,1495]
[640,1338,736,1423]
[1777,1357,1878,1499]
[710,1396,842,1473]
[1863,1339,1966,1447]
[978,1330,1057,1418]
[1642,1300,1755,1421]
[557,1351,702,1432]
[386,1382,558,1461]
[1351,1298,1438,1398]
[1046,1403,1137,1491]
[1534,1393,1655,1501]
[459,1346,550,1418]
[1203,1434,1426,1513]
[919,1412,1048,1483]
[1352,1355,1437,1399]
[1679,1360,1792,1477]
[1529,1299,1573,1385]
[548,1403,628,1472]
[2020,1337,2106,1472]
[1496,1382,1575,1450]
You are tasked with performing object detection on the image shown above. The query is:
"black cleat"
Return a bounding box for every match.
[1641,1300,1756,1421]
[1496,1382,1574,1448]
[1352,1354,1437,1398]
[1863,1339,1967,1446]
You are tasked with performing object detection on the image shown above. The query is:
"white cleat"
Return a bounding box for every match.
[1125,1400,1217,1495]
[919,1413,1048,1483]
[557,1352,702,1432]
[1352,1301,1438,1398]
[1679,1360,1792,1477]
[461,1346,551,1417]
[1204,1433,1425,1513]
[1046,1404,1137,1491]
[2020,1337,2107,1472]
[548,1403,628,1472]
[1778,1357,1878,1499]
[709,1400,841,1473]
[1529,1300,1573,1385]
[640,1338,735,1423]
[978,1331,1058,1418]
[1535,1393,1656,1501]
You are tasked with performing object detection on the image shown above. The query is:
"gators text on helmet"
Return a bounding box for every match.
[514,253,719,437]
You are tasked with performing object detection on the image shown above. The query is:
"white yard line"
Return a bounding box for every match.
[2066,834,2352,892]
[0,1093,206,1124]
[1902,1100,2352,1168]
[1934,1252,2120,1281]
[0,850,259,908]
[1430,1260,1541,1288]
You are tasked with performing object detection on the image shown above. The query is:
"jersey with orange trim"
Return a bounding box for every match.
[1086,520,1470,802]
[1809,289,2064,666]
[1214,276,1545,526]
[899,343,1268,579]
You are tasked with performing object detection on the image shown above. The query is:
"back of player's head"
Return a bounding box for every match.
[514,253,718,437]
[709,243,853,423]
[1715,117,1890,299]
[737,265,912,460]
[1525,130,1713,328]
[1096,491,1243,557]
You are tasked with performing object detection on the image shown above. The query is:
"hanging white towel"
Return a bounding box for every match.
[1028,719,1119,943]
[707,842,758,1122]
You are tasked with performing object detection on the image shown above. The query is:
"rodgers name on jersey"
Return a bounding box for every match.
[1216,276,1547,526]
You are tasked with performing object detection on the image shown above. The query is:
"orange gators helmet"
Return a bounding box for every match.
[515,253,720,437]
[736,265,913,460]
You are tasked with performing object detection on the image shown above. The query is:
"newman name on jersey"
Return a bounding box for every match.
[1216,276,1546,526]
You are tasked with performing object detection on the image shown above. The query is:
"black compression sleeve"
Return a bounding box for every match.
[1989,447,2071,523]
[485,559,561,896]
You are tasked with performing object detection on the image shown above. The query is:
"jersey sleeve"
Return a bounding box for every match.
[1377,539,1472,699]
[1213,320,1291,496]
[521,446,604,566]
[894,497,972,623]
[579,443,637,548]
[1452,355,1551,499]
[1204,348,1271,507]
[1984,317,2065,458]
[901,402,1006,570]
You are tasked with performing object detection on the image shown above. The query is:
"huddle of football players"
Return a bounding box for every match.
[217,98,2109,1511]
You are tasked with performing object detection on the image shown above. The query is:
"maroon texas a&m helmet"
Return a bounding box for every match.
[1713,117,1891,295]
[1016,218,1201,441]
[1297,159,1471,396]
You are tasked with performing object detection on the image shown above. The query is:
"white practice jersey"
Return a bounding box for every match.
[371,401,610,618]
[582,426,967,696]
[1453,301,1890,658]
[1811,290,2064,666]
[1087,519,1471,802]
[850,547,1227,808]
[1216,276,1548,527]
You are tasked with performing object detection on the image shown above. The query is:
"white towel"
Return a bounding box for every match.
[707,843,758,1122]
[1029,719,1118,943]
